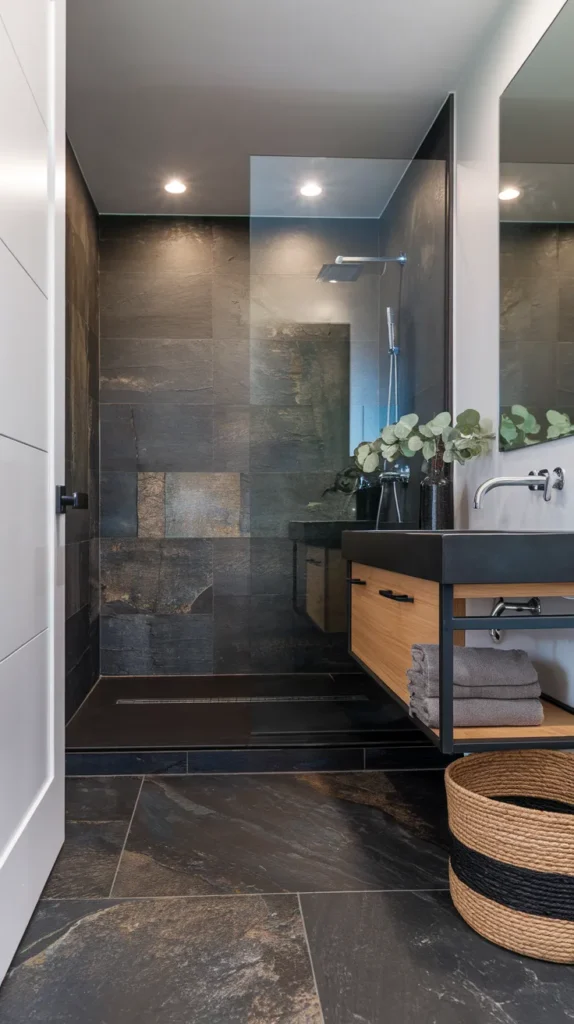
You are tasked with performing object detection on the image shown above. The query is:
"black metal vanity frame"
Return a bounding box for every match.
[347,570,574,755]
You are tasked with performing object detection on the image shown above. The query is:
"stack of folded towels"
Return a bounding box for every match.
[407,644,544,727]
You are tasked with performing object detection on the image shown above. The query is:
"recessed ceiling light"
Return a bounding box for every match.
[300,181,322,197]
[165,179,186,194]
[499,186,521,201]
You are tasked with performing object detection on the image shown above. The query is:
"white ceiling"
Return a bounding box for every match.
[67,0,508,216]
[250,157,410,219]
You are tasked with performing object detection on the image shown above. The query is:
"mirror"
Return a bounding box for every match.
[499,0,574,451]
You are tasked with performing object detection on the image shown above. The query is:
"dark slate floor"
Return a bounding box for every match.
[66,672,420,750]
[1,773,573,1022]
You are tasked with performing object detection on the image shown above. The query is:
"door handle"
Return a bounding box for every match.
[379,589,414,603]
[349,578,367,585]
[57,487,88,514]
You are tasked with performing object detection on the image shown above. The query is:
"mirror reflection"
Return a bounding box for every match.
[499,0,574,450]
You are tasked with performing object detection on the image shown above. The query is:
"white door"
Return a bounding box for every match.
[0,0,66,980]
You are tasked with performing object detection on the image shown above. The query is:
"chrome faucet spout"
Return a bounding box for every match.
[473,468,564,509]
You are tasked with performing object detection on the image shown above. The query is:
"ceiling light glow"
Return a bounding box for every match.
[300,181,322,197]
[165,179,186,194]
[499,186,521,201]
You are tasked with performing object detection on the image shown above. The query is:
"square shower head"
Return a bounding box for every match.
[316,263,363,283]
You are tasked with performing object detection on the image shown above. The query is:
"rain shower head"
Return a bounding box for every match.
[317,252,407,282]
[316,263,363,283]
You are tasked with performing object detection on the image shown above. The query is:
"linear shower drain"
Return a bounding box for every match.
[115,694,368,705]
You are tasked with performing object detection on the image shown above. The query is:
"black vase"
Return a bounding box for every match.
[419,457,453,530]
[356,483,382,520]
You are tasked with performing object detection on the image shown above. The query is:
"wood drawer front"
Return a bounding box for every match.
[306,546,346,633]
[350,563,439,704]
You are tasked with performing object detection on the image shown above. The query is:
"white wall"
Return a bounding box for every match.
[453,0,574,704]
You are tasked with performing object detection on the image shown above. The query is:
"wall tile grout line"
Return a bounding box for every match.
[41,887,451,903]
[298,893,326,1024]
[107,775,145,898]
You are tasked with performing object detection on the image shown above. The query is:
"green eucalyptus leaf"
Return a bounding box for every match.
[371,438,383,452]
[380,444,399,461]
[407,435,424,451]
[399,413,419,429]
[547,409,568,426]
[442,426,457,442]
[418,423,433,438]
[500,416,518,443]
[547,424,562,439]
[429,411,451,430]
[381,425,397,444]
[362,452,380,473]
[422,440,437,460]
[394,421,412,440]
[456,408,480,430]
[398,440,415,457]
[442,449,454,463]
[511,404,530,420]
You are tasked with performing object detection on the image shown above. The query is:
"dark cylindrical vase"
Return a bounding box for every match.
[356,483,382,521]
[419,457,453,530]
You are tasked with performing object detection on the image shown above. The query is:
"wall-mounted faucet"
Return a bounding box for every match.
[473,467,565,509]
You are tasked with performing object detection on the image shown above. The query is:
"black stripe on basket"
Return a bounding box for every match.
[494,794,574,815]
[450,835,574,922]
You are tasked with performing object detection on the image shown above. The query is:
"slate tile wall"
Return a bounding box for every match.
[377,103,451,526]
[65,143,100,719]
[100,216,356,675]
[500,223,574,422]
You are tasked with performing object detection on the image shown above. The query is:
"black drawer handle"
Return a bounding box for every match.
[306,557,323,566]
[379,589,414,603]
[349,578,367,585]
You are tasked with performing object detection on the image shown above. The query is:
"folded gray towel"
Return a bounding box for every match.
[410,644,538,688]
[407,670,541,701]
[409,696,544,729]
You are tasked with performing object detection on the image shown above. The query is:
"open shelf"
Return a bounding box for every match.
[432,699,574,742]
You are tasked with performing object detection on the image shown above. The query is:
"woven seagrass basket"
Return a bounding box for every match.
[445,750,574,963]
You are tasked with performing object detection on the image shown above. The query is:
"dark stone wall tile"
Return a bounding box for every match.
[212,268,249,341]
[100,614,214,675]
[100,269,212,340]
[212,217,249,270]
[137,472,166,537]
[101,539,212,615]
[214,595,251,672]
[102,405,213,473]
[250,539,293,595]
[133,405,213,472]
[65,648,95,722]
[101,472,137,537]
[66,541,90,620]
[99,215,213,271]
[213,539,250,596]
[250,473,353,538]
[213,406,249,471]
[89,539,100,624]
[100,405,138,471]
[213,338,250,404]
[165,472,243,538]
[250,406,330,472]
[101,338,213,404]
[66,605,90,674]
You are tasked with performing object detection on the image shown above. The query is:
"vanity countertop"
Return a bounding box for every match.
[288,520,375,548]
[341,529,574,585]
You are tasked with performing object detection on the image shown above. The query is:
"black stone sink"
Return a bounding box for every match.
[341,530,574,584]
